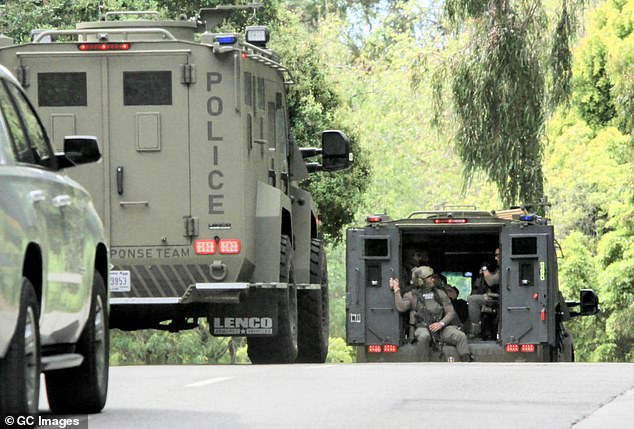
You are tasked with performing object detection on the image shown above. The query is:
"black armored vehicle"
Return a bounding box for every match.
[346,208,599,362]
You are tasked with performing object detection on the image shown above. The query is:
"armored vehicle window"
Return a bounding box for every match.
[512,237,537,255]
[37,72,87,107]
[123,71,172,106]
[268,102,276,149]
[246,114,253,150]
[364,238,389,258]
[257,77,265,110]
[4,81,53,167]
[275,93,288,155]
[244,72,252,106]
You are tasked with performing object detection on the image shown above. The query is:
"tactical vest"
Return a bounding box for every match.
[412,288,444,326]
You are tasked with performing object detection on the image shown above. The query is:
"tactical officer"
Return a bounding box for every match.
[389,266,471,362]
[467,247,501,338]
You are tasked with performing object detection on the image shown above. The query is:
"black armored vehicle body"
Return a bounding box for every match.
[346,208,599,362]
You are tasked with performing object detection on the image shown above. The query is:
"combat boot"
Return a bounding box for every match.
[460,353,474,362]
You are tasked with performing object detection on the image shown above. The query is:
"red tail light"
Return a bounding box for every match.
[194,239,216,255]
[520,344,535,353]
[382,344,398,353]
[194,239,241,255]
[78,43,130,51]
[505,344,519,353]
[540,309,546,321]
[367,345,382,353]
[219,239,241,254]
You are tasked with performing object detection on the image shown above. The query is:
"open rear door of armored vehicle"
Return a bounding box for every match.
[500,224,557,357]
[346,226,401,350]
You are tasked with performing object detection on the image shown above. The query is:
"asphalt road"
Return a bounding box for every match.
[39,363,634,429]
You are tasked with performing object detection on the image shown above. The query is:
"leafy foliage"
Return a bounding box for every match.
[436,0,592,207]
[544,0,634,362]
[110,321,249,365]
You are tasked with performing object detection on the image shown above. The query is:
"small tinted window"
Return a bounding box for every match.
[256,77,265,110]
[512,237,537,255]
[124,71,172,106]
[244,72,252,106]
[364,238,389,258]
[7,82,53,166]
[38,72,87,107]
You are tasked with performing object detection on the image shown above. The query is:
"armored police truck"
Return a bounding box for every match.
[346,208,599,362]
[0,7,351,363]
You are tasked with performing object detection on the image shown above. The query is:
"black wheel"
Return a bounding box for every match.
[297,239,329,363]
[248,235,298,364]
[46,271,109,414]
[0,279,40,417]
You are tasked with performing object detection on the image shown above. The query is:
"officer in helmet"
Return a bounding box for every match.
[389,266,471,362]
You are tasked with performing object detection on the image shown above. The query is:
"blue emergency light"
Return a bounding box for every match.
[215,35,237,45]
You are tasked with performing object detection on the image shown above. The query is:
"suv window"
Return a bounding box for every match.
[0,79,54,167]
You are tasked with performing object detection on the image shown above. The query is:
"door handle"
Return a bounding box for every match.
[52,195,72,208]
[116,166,124,195]
[119,201,149,207]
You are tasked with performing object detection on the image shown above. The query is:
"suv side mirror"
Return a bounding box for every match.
[56,136,101,169]
[321,130,352,172]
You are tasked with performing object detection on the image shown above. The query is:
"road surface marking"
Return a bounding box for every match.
[186,376,233,387]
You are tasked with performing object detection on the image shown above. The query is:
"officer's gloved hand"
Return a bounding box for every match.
[479,261,492,274]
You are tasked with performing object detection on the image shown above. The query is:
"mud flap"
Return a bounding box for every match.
[209,290,278,336]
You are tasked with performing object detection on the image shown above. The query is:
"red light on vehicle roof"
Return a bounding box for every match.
[505,344,519,353]
[520,344,535,353]
[433,218,468,224]
[78,43,130,51]
[383,344,398,353]
[367,345,382,354]
[367,216,382,223]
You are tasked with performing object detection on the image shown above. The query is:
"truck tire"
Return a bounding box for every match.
[0,279,40,417]
[46,271,109,414]
[247,235,299,363]
[296,239,329,363]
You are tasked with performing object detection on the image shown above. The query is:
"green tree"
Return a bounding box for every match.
[435,0,591,207]
[544,0,634,362]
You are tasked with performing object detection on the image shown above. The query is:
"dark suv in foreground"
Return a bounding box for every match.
[0,64,109,417]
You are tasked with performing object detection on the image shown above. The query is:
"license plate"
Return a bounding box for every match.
[109,270,131,292]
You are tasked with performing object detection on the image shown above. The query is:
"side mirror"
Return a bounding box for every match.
[56,136,101,169]
[321,130,352,172]
[567,289,600,317]
[579,289,599,316]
